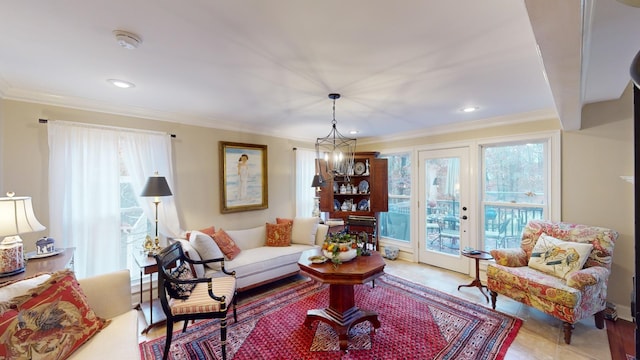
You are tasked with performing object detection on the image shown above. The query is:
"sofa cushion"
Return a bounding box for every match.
[68,309,138,360]
[169,277,236,315]
[265,222,291,247]
[77,269,131,320]
[190,230,224,270]
[226,226,266,250]
[528,233,593,280]
[487,264,582,308]
[212,228,242,260]
[225,244,313,278]
[279,217,319,245]
[0,270,107,359]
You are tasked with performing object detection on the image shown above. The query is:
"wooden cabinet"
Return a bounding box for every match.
[318,152,388,221]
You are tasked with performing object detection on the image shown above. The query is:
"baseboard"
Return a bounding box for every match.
[615,303,633,322]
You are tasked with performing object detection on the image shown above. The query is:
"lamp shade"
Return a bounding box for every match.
[311,174,326,188]
[0,195,46,237]
[140,175,173,197]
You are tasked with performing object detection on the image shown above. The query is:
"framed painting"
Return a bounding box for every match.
[219,141,268,213]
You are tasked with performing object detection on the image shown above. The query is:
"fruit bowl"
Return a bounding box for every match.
[323,248,357,263]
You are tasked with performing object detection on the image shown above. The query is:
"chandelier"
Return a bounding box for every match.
[315,93,357,180]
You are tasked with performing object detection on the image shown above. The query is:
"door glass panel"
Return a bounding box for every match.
[425,157,460,255]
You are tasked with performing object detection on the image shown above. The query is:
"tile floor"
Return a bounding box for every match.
[138,258,612,360]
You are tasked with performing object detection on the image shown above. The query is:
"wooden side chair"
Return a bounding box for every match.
[155,242,237,360]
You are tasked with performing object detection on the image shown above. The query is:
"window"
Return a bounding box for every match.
[380,152,411,242]
[48,121,178,279]
[481,140,550,251]
[120,173,152,282]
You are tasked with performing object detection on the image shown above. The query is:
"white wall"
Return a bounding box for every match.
[0,99,303,251]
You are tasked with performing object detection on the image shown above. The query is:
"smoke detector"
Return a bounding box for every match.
[113,30,142,49]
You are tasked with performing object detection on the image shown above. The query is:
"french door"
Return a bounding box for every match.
[417,147,470,273]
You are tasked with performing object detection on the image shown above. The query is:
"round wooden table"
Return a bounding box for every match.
[298,249,385,351]
[458,250,493,302]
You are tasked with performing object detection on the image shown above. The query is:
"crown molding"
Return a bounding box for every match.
[0,87,295,139]
[357,108,559,145]
[1,87,558,146]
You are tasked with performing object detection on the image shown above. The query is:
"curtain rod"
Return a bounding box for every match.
[38,119,176,138]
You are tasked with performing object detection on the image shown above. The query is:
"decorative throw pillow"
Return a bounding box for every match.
[0,269,107,359]
[167,262,196,299]
[212,228,242,260]
[276,217,294,227]
[528,233,593,279]
[0,273,51,305]
[185,225,216,241]
[282,217,319,245]
[189,230,224,270]
[266,222,292,247]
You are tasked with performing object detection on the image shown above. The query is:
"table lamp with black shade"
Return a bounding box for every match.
[0,192,46,277]
[140,173,173,255]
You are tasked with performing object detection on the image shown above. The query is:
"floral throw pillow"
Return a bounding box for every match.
[167,262,196,299]
[528,233,593,280]
[0,269,108,359]
[266,222,292,247]
[212,228,242,260]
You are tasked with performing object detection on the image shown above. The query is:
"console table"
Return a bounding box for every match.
[0,247,75,283]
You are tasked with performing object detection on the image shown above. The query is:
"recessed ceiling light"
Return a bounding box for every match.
[349,130,359,135]
[461,106,479,113]
[107,79,135,89]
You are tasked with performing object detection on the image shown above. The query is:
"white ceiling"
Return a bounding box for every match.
[0,1,638,142]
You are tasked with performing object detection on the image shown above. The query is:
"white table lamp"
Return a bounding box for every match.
[0,192,46,276]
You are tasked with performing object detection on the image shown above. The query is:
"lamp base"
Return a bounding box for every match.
[0,235,25,277]
[0,267,26,278]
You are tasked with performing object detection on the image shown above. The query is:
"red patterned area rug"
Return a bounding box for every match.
[139,274,521,360]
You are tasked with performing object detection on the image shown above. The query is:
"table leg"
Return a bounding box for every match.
[457,258,489,302]
[135,268,143,311]
[303,284,380,351]
[149,273,153,324]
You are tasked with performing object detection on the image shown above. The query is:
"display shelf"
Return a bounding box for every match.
[318,151,388,228]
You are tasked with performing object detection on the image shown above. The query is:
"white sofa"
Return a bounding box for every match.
[175,220,329,291]
[0,269,138,359]
[70,270,138,359]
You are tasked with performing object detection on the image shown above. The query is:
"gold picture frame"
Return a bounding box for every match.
[219,141,268,213]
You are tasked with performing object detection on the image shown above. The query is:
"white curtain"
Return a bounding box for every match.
[48,122,122,279]
[295,148,317,217]
[48,121,181,278]
[119,132,181,239]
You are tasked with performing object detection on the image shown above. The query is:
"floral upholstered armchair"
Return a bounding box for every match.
[486,220,618,344]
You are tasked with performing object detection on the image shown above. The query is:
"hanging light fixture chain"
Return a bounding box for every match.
[332,96,337,125]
